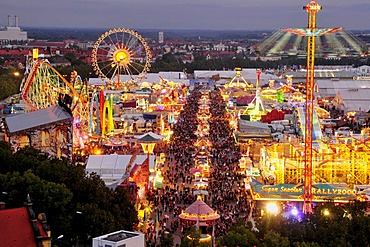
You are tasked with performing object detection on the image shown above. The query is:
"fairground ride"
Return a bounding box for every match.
[21,59,90,140]
[242,69,265,121]
[21,60,88,115]
[224,68,253,89]
[261,135,370,193]
[91,28,152,89]
[284,0,343,214]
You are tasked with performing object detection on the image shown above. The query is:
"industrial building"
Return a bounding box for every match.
[0,15,28,46]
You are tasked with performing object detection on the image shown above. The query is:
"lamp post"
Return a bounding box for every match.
[138,138,159,195]
[74,211,87,247]
[50,235,66,247]
[51,234,64,245]
[0,192,8,210]
[136,132,163,234]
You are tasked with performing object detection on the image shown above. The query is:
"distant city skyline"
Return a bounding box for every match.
[1,0,370,31]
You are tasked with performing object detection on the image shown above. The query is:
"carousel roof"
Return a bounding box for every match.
[179,196,220,221]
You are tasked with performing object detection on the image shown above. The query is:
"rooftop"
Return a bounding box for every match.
[179,196,220,221]
[0,207,48,247]
[103,231,139,242]
[135,132,165,143]
[5,105,73,134]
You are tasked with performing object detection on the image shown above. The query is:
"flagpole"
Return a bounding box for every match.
[212,223,215,247]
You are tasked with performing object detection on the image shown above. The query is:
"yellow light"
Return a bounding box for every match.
[32,48,38,59]
[140,142,156,154]
[138,209,145,219]
[114,50,130,64]
[266,202,279,215]
[323,209,330,216]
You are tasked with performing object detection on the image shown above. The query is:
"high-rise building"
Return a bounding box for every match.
[158,31,164,44]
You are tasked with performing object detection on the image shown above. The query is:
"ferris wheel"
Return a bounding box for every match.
[91,28,152,85]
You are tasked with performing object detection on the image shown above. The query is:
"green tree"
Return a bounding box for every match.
[180,226,210,247]
[0,170,73,236]
[159,232,174,247]
[0,143,138,244]
[0,66,22,100]
[55,63,94,82]
[218,223,260,247]
[263,231,289,247]
[293,242,321,247]
[306,204,350,247]
[347,214,370,247]
[255,213,287,237]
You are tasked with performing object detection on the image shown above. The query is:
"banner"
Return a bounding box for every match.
[250,179,357,202]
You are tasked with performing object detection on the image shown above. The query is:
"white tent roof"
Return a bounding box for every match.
[136,155,156,170]
[86,155,132,170]
[86,154,156,173]
[317,79,370,111]
[337,89,370,111]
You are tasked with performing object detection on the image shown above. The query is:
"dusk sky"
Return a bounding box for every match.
[1,0,369,30]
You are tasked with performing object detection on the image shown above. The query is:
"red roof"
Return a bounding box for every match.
[163,40,186,45]
[219,51,236,55]
[0,49,29,55]
[0,207,37,247]
[183,198,215,215]
[27,41,65,48]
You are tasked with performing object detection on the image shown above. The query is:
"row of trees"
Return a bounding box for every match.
[150,53,370,73]
[161,201,370,247]
[0,142,138,245]
[216,202,370,247]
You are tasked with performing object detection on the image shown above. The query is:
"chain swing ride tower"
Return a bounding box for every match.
[285,1,342,213]
[303,0,322,215]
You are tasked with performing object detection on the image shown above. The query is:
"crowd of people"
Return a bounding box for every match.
[208,89,252,237]
[145,87,202,246]
[144,85,253,246]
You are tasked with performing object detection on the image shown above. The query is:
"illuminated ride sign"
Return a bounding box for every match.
[250,179,357,202]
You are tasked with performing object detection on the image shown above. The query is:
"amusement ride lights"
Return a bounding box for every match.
[91,28,152,88]
[299,1,342,214]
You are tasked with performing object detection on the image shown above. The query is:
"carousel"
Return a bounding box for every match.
[179,195,220,244]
